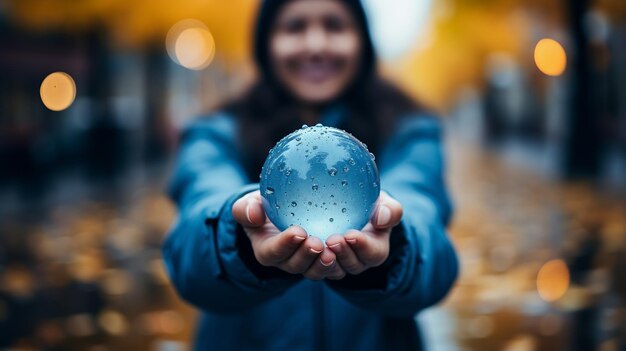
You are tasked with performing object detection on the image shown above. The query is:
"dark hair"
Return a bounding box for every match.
[223,0,428,180]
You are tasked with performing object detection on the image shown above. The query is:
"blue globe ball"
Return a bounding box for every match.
[260,124,380,242]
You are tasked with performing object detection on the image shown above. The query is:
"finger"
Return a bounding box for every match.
[278,236,324,274]
[370,191,403,230]
[326,234,366,275]
[302,247,336,281]
[344,230,389,268]
[253,226,308,266]
[232,191,266,228]
[325,261,346,280]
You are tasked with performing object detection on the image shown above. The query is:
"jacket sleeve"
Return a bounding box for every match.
[162,114,301,314]
[326,115,459,318]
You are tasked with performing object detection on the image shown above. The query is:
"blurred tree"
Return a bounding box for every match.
[7,0,256,60]
[384,0,533,111]
[563,0,601,178]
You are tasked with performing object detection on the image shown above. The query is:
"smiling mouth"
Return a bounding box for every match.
[294,61,340,83]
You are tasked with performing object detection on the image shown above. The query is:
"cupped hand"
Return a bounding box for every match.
[232,191,345,280]
[325,191,403,275]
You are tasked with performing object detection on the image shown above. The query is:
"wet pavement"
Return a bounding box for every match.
[422,136,626,351]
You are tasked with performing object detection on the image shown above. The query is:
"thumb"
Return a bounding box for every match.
[232,191,266,228]
[370,192,403,230]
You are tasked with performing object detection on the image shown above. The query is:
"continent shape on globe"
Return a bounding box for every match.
[260,124,380,241]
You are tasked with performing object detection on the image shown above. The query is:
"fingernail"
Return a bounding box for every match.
[309,247,322,254]
[377,205,391,226]
[328,242,342,253]
[245,200,253,224]
[320,258,335,267]
[293,235,306,243]
[247,198,261,224]
[345,238,357,245]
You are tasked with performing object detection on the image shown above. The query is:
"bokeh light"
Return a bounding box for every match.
[3,265,35,298]
[40,72,77,111]
[466,315,494,339]
[536,259,570,302]
[175,28,216,70]
[166,19,216,70]
[98,310,128,336]
[101,269,132,295]
[139,310,185,335]
[534,38,567,77]
[158,310,185,334]
[502,334,538,351]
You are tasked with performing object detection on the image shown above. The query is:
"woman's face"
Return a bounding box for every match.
[269,0,363,105]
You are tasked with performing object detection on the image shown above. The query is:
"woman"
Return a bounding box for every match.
[163,0,458,350]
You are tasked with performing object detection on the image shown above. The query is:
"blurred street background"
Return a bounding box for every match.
[1,0,625,350]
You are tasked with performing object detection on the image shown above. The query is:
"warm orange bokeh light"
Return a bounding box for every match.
[175,27,216,70]
[98,310,128,336]
[40,72,76,111]
[166,19,216,70]
[536,259,570,302]
[534,38,567,77]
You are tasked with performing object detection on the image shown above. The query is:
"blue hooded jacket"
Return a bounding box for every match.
[162,108,458,350]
